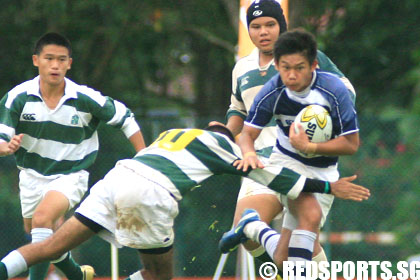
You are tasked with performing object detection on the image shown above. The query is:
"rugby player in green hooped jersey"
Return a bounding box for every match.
[0,125,369,280]
[0,32,146,280]
[209,0,357,269]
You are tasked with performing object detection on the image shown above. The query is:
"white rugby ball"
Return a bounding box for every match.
[294,105,332,143]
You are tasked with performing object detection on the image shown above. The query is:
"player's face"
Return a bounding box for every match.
[275,53,317,92]
[248,17,280,54]
[32,44,72,87]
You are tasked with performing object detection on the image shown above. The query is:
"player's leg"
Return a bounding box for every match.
[28,190,69,280]
[124,248,173,280]
[233,178,283,262]
[280,194,321,277]
[29,170,89,280]
[0,216,96,280]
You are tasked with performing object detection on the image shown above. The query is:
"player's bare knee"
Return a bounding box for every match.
[31,211,54,228]
[298,209,321,230]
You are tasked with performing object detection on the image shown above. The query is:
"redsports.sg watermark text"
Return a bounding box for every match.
[258,261,420,280]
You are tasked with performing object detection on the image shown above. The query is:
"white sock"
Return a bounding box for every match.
[128,270,144,280]
[1,250,28,278]
[32,228,67,262]
[312,248,327,263]
[244,221,280,260]
[244,221,270,241]
[288,229,317,262]
[31,228,53,243]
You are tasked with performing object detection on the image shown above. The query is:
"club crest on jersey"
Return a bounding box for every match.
[300,106,328,129]
[71,115,79,125]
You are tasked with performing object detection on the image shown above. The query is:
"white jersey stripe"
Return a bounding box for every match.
[0,124,15,138]
[107,100,128,126]
[20,102,92,128]
[21,132,99,161]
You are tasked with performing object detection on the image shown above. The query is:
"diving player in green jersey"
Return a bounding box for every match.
[0,125,369,280]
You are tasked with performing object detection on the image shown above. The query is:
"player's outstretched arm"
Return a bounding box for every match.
[330,175,370,201]
[235,125,264,171]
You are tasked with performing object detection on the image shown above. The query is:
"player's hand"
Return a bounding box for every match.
[208,121,226,127]
[1,134,24,156]
[233,153,264,171]
[289,122,310,153]
[330,175,370,201]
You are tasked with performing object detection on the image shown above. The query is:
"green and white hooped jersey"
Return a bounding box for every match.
[0,76,140,177]
[228,48,355,154]
[133,129,306,200]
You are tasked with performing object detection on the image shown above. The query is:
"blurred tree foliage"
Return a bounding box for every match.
[1,0,420,275]
[1,0,420,117]
[0,0,238,117]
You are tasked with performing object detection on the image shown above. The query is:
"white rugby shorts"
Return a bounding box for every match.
[76,159,179,249]
[269,152,337,229]
[19,169,89,218]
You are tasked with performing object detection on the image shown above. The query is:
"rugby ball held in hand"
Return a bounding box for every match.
[294,105,332,143]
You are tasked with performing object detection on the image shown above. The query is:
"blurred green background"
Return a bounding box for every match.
[1,0,420,278]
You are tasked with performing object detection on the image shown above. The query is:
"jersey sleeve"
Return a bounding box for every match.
[226,64,247,121]
[0,93,22,142]
[244,75,279,129]
[317,50,344,77]
[81,89,140,138]
[331,85,359,136]
[245,161,306,199]
[317,50,356,102]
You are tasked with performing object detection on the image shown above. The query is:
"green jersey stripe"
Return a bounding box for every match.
[207,132,235,155]
[18,121,96,144]
[21,133,98,161]
[185,139,240,176]
[133,154,197,192]
[235,67,277,95]
[267,167,301,195]
[16,148,97,175]
[0,132,10,142]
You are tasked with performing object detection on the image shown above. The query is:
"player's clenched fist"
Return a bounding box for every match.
[0,134,24,156]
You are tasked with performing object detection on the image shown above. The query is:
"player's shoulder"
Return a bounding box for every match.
[65,78,107,105]
[8,77,36,95]
[315,71,352,103]
[233,49,259,74]
[316,70,346,90]
[4,77,38,106]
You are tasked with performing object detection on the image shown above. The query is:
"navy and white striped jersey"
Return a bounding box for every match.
[228,49,355,157]
[245,70,359,168]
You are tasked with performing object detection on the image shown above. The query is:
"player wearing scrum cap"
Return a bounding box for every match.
[219,29,360,275]
[210,0,357,267]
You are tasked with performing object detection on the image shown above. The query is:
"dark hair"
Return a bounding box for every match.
[33,32,72,57]
[274,28,317,65]
[246,0,287,34]
[204,125,235,142]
